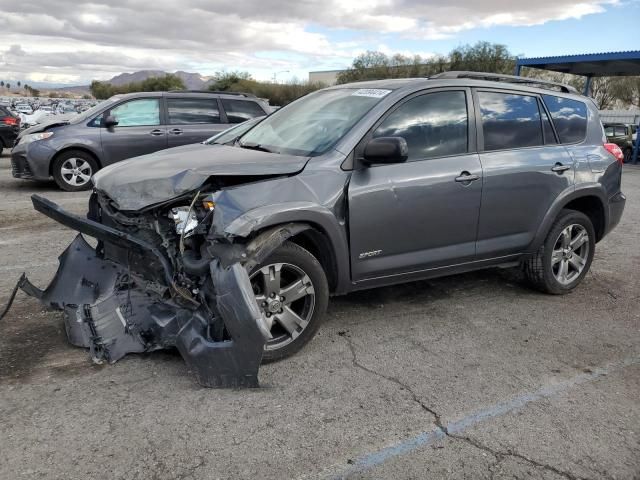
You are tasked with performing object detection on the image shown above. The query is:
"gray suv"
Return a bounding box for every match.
[20,72,626,387]
[11,90,270,191]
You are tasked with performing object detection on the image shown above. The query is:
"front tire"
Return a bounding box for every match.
[52,150,98,191]
[249,241,329,363]
[523,209,595,294]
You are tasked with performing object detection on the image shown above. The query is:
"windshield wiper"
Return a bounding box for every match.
[238,141,278,154]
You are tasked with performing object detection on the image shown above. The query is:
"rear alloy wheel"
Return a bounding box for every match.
[249,241,328,362]
[524,209,595,294]
[52,150,98,191]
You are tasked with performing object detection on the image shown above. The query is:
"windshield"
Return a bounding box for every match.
[239,88,391,156]
[204,116,265,145]
[71,97,119,124]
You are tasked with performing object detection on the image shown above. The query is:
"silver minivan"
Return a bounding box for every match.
[11,90,270,191]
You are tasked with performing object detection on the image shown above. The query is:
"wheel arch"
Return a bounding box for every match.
[530,188,608,251]
[49,146,102,176]
[244,221,343,294]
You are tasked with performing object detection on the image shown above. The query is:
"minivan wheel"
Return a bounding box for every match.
[52,150,98,192]
[249,241,329,363]
[523,209,595,295]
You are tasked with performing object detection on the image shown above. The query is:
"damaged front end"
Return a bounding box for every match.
[20,192,275,388]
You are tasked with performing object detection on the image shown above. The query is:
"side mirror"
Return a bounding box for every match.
[362,137,408,165]
[103,115,118,128]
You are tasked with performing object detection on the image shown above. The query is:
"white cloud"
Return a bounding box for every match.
[0,0,618,84]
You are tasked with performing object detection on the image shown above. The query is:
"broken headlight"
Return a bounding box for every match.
[169,207,198,237]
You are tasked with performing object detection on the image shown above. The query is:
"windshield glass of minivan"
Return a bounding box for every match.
[239,88,391,156]
[204,116,265,145]
[71,97,120,124]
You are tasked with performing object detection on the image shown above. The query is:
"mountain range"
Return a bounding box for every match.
[0,71,213,94]
[107,70,215,89]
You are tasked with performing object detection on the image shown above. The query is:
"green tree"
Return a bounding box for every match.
[208,71,253,91]
[6,83,10,90]
[17,81,21,87]
[0,81,4,87]
[90,74,185,99]
[448,42,515,74]
[337,42,515,84]
[207,72,324,106]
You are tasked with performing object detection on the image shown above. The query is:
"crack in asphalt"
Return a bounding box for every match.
[338,331,594,480]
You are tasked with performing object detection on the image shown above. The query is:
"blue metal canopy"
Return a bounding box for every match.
[515,50,640,77]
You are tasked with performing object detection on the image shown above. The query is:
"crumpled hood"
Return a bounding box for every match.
[92,143,310,211]
[17,115,73,137]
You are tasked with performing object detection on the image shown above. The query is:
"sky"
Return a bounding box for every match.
[0,0,638,86]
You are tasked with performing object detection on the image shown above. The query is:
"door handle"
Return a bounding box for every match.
[149,129,164,136]
[551,163,571,173]
[455,172,480,183]
[169,128,183,135]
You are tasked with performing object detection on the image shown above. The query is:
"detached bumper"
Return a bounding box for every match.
[21,196,269,388]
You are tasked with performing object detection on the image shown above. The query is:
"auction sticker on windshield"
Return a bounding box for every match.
[351,89,392,98]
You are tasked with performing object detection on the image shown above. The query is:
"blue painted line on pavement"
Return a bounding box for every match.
[326,356,640,479]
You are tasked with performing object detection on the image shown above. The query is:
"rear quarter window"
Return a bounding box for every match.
[542,95,588,144]
[221,99,267,124]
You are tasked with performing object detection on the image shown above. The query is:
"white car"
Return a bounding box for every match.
[15,104,33,115]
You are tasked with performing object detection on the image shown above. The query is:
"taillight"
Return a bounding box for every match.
[604,143,624,165]
[1,116,19,126]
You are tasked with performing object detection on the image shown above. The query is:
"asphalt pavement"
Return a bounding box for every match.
[1,152,639,479]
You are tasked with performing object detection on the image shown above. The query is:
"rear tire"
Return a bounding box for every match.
[523,209,595,295]
[623,148,632,164]
[52,150,98,192]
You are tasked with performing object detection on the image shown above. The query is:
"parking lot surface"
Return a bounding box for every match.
[0,152,639,480]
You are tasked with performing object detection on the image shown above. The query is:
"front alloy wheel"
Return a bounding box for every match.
[249,241,328,362]
[52,150,98,192]
[59,157,93,188]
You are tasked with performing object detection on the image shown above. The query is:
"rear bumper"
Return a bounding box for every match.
[605,191,626,236]
[0,128,18,148]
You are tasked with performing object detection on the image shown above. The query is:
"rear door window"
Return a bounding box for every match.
[221,99,266,124]
[477,91,543,151]
[167,98,220,124]
[542,95,588,144]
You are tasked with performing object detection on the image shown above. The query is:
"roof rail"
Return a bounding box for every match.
[168,89,256,97]
[429,71,579,94]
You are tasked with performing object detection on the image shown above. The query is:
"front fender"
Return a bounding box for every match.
[210,173,352,294]
[228,204,351,294]
[528,184,608,252]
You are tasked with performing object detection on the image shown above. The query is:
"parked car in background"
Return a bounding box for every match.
[38,106,55,115]
[11,90,270,191]
[0,106,20,155]
[603,123,636,163]
[15,103,33,115]
[203,114,264,145]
